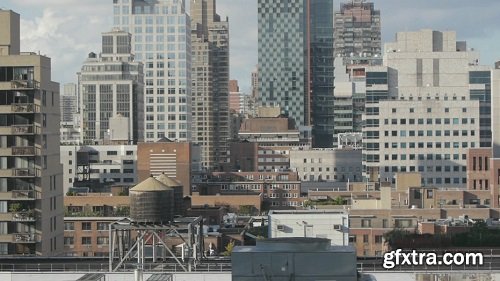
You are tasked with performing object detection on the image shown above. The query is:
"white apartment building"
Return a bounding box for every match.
[78,29,144,145]
[362,30,494,187]
[60,145,137,194]
[375,100,480,186]
[113,0,192,142]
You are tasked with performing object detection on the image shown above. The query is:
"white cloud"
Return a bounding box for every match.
[18,5,111,86]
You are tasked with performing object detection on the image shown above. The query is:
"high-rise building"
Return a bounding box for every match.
[0,10,63,256]
[60,83,81,145]
[191,0,229,170]
[362,30,494,188]
[78,29,144,144]
[113,0,192,142]
[258,0,334,148]
[60,83,77,124]
[334,0,381,60]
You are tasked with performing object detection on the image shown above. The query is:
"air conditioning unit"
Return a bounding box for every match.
[333,224,342,231]
[277,224,285,231]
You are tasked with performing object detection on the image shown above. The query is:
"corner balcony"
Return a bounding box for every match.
[0,190,36,200]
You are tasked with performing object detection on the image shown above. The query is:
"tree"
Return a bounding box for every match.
[223,240,235,256]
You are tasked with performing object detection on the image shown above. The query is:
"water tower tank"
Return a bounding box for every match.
[155,173,183,216]
[129,176,174,223]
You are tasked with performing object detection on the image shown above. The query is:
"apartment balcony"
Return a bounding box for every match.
[0,190,36,200]
[10,80,40,90]
[0,125,40,135]
[0,211,35,222]
[0,168,40,178]
[12,146,37,156]
[0,146,38,156]
[0,233,36,243]
[0,103,38,114]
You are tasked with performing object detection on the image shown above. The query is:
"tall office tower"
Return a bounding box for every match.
[113,0,192,142]
[78,29,144,145]
[258,0,335,147]
[334,0,381,60]
[191,0,229,170]
[362,30,493,188]
[0,10,63,256]
[60,83,77,124]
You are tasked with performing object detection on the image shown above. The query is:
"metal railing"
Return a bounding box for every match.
[11,103,38,113]
[0,262,232,273]
[12,146,36,156]
[10,80,40,89]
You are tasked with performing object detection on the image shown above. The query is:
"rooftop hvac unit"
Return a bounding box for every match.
[277,224,285,231]
[333,224,342,231]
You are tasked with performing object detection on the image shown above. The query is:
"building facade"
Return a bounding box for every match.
[257,0,334,147]
[290,148,362,182]
[137,140,202,196]
[78,29,144,144]
[191,0,229,170]
[113,0,192,142]
[0,10,63,256]
[362,30,492,187]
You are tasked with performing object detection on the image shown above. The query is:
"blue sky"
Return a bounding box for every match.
[2,0,500,93]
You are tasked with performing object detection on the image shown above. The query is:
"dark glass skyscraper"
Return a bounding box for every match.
[257,0,335,147]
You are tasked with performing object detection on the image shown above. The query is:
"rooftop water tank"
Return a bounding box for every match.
[129,176,174,223]
[155,173,183,216]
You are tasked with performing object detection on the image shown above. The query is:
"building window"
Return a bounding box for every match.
[82,222,92,231]
[97,237,109,245]
[81,237,92,245]
[375,235,383,244]
[64,237,74,245]
[361,219,371,228]
[97,222,109,231]
[363,235,369,243]
[64,222,74,231]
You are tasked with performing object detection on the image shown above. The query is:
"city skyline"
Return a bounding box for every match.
[2,0,500,93]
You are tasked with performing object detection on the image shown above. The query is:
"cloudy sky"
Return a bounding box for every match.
[3,0,500,93]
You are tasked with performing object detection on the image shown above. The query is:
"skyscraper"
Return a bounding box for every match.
[113,0,192,142]
[258,0,334,147]
[0,9,63,256]
[334,0,381,59]
[78,29,144,144]
[191,0,229,170]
